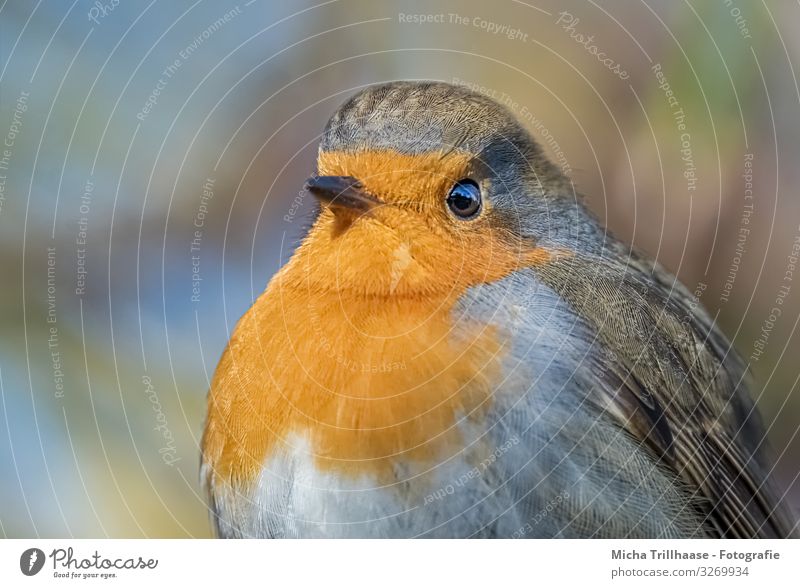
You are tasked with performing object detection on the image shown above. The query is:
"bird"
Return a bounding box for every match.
[201,80,796,538]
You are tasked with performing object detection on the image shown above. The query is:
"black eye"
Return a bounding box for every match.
[446,179,481,219]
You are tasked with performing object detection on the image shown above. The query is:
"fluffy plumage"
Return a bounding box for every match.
[201,81,796,538]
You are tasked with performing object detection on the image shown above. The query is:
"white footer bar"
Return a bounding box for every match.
[1,539,795,586]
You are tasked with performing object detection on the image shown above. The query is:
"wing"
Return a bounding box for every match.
[537,249,797,538]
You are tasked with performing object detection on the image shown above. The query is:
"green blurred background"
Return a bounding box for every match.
[1,0,798,537]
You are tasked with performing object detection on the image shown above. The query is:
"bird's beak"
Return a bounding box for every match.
[305,175,382,214]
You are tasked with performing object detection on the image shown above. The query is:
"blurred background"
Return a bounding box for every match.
[1,0,799,537]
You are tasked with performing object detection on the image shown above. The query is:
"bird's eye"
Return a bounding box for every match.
[446,179,481,219]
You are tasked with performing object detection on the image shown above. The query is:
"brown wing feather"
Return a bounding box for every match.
[538,251,797,538]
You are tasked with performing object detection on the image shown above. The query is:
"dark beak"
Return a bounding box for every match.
[305,175,382,214]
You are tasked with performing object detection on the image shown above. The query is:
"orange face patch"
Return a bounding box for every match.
[283,150,554,297]
[202,149,558,489]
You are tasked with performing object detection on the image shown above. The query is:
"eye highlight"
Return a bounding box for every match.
[446,179,481,219]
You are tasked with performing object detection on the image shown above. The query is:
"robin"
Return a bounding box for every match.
[201,81,796,538]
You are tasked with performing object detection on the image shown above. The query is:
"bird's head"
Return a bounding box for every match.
[283,81,593,298]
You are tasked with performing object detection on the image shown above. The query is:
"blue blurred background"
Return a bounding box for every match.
[1,0,799,537]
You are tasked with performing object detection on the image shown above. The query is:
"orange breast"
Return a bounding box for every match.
[201,279,506,488]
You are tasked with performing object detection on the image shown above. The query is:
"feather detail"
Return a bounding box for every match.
[537,250,796,538]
